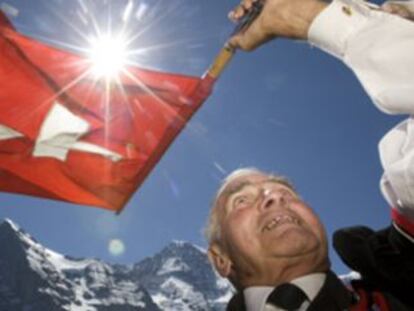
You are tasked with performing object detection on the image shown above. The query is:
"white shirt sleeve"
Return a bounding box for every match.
[308,0,414,115]
[308,0,414,232]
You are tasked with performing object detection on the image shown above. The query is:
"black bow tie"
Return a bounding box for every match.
[267,283,308,310]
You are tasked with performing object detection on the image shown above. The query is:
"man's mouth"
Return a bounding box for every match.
[262,215,300,232]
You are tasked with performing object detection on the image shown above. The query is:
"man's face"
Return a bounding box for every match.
[215,172,328,287]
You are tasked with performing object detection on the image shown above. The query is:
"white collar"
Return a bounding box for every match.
[243,273,327,311]
[290,273,326,301]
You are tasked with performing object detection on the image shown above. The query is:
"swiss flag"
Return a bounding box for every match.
[0,12,214,212]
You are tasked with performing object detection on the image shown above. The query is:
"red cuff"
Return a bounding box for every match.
[391,208,414,237]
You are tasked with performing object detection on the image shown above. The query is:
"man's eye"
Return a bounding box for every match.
[279,189,295,199]
[233,196,251,209]
[282,190,292,198]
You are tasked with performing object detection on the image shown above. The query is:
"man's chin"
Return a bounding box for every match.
[263,230,321,258]
[262,222,311,241]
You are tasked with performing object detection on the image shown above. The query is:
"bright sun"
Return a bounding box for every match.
[87,34,128,80]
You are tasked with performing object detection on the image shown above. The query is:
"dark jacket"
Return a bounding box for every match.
[226,225,414,311]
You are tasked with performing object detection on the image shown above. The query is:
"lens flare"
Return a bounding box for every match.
[87,34,128,80]
[108,239,126,256]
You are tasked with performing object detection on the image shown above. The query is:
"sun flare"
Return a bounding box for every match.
[87,34,129,80]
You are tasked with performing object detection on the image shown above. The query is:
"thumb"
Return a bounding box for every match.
[228,21,274,51]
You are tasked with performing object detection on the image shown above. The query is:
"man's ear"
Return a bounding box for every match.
[208,243,233,278]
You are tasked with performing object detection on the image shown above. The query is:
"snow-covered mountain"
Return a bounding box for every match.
[131,241,232,311]
[0,219,233,311]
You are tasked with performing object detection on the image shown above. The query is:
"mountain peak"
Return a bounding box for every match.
[0,218,39,248]
[1,218,20,231]
[0,219,233,310]
[169,240,206,253]
[171,239,189,247]
[132,239,233,311]
[0,218,161,311]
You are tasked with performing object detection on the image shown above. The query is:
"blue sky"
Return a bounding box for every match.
[0,0,400,274]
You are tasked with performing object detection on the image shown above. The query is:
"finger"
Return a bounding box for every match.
[241,0,255,11]
[229,18,272,51]
[229,5,247,22]
[229,0,260,22]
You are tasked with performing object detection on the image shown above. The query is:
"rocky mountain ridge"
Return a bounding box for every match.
[0,219,233,311]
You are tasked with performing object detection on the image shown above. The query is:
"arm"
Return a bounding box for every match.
[307,0,414,115]
[230,0,414,115]
[229,0,414,235]
[307,0,414,235]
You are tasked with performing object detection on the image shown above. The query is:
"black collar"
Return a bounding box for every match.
[226,271,354,311]
[307,271,354,311]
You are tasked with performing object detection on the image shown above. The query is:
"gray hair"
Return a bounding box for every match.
[204,168,295,246]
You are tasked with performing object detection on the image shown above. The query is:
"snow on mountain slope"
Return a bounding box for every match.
[0,219,159,311]
[131,240,233,311]
[0,219,233,311]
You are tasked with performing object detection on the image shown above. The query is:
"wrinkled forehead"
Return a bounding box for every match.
[221,173,269,196]
[215,172,289,210]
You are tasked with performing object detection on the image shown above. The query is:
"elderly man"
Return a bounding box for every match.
[206,168,413,310]
[205,0,414,310]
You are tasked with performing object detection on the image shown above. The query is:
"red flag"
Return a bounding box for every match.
[0,12,214,212]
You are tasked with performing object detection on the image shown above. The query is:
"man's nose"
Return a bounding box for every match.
[259,189,287,211]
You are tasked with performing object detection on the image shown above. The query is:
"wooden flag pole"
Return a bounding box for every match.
[204,0,264,80]
[205,43,236,80]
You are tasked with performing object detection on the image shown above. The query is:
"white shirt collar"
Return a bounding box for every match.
[244,286,274,311]
[243,273,327,311]
[290,273,326,301]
